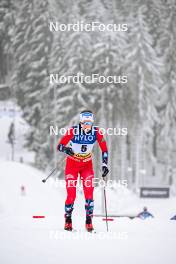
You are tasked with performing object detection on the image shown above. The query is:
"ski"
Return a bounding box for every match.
[64,228,77,232]
[64,228,97,234]
[87,230,97,234]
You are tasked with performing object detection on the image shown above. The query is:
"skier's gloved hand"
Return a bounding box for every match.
[102,165,109,178]
[102,151,108,165]
[64,147,74,156]
[57,144,74,156]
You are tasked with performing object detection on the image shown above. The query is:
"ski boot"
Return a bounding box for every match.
[64,216,72,231]
[85,199,94,232]
[64,204,73,231]
[85,216,94,232]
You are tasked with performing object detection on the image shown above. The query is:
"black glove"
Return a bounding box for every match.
[57,144,74,156]
[102,165,109,178]
[64,147,74,156]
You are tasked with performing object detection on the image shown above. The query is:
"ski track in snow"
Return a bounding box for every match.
[0,161,175,264]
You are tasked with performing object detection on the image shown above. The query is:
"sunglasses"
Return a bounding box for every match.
[82,121,93,125]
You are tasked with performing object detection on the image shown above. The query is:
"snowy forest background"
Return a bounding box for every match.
[0,0,176,191]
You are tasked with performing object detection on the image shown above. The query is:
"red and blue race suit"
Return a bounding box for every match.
[57,124,108,218]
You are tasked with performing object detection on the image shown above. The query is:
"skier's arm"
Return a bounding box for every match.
[96,128,109,177]
[57,128,74,156]
[149,212,154,218]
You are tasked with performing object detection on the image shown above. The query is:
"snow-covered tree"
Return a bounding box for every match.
[12,0,52,169]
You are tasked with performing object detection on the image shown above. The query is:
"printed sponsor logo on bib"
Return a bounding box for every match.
[73,134,96,144]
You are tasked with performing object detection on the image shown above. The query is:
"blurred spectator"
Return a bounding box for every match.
[137,206,154,219]
[20,185,26,196]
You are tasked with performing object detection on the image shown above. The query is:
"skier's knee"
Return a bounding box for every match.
[66,194,76,204]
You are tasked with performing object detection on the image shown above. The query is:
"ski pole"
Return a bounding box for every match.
[42,167,57,183]
[103,178,109,232]
[99,167,109,232]
[42,157,66,183]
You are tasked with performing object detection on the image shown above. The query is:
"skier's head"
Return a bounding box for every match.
[143,206,148,212]
[80,110,94,132]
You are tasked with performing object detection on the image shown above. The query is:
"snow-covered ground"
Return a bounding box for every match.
[0,161,175,264]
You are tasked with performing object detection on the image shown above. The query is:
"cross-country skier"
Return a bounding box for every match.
[170,214,176,220]
[57,110,109,232]
[137,206,154,220]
